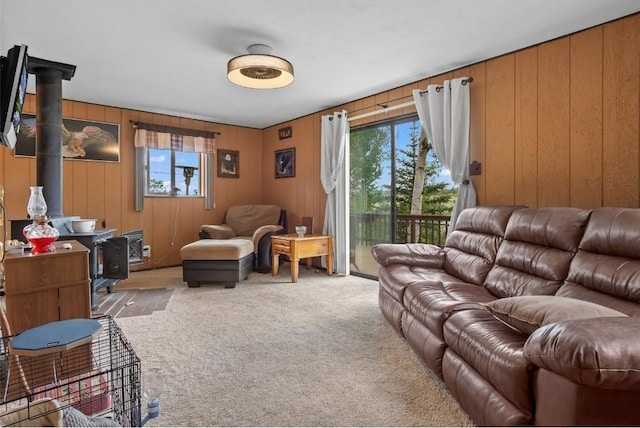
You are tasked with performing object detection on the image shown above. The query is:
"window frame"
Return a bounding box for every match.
[144,147,204,198]
[134,146,213,211]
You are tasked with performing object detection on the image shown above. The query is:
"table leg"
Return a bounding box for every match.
[291,258,300,283]
[305,258,312,270]
[272,252,279,276]
[326,252,334,276]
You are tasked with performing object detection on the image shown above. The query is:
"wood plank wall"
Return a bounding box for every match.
[263,13,640,223]
[1,13,638,270]
[0,98,263,269]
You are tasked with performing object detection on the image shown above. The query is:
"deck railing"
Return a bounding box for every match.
[395,214,450,246]
[350,213,451,247]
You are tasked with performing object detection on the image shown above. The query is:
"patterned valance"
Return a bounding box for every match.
[132,121,219,154]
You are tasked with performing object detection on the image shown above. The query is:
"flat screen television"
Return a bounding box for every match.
[0,44,29,150]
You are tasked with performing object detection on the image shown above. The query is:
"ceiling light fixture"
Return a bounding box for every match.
[227,44,294,89]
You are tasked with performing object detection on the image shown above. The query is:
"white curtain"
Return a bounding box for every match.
[413,77,476,233]
[321,110,349,275]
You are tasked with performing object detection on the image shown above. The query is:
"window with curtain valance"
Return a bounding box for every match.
[132,121,220,211]
[132,121,218,154]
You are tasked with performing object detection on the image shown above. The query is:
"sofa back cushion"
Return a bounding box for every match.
[484,207,591,298]
[443,205,524,286]
[225,205,282,237]
[556,207,640,316]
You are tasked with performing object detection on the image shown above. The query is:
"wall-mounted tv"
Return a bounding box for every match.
[0,44,29,150]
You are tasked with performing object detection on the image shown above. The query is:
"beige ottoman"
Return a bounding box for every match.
[180,239,254,288]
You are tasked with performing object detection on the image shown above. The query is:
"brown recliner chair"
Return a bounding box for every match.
[199,204,287,273]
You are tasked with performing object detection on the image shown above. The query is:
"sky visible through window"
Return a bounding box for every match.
[149,149,200,196]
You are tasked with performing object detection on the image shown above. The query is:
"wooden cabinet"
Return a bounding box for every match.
[3,240,91,334]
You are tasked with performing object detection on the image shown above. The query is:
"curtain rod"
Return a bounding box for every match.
[348,77,473,122]
[419,76,473,95]
[130,120,221,138]
[348,101,415,122]
[347,94,414,116]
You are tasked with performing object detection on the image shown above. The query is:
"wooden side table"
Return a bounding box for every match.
[271,234,334,283]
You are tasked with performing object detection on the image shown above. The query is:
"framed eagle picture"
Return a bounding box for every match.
[15,114,120,162]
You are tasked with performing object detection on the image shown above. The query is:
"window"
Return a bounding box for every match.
[145,148,203,197]
[132,122,217,211]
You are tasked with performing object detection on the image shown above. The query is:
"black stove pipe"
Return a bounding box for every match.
[34,68,63,218]
[27,57,76,219]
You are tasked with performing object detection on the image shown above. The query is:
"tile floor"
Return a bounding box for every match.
[93,287,174,318]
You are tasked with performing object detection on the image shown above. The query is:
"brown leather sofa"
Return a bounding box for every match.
[372,206,640,426]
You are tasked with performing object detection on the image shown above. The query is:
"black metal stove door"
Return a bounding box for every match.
[102,236,130,279]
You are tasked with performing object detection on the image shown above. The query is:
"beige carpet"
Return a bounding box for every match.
[114,265,473,427]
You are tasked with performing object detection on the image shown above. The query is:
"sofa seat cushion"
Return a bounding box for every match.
[378,265,463,303]
[443,309,534,415]
[404,281,495,339]
[180,239,254,261]
[486,296,627,334]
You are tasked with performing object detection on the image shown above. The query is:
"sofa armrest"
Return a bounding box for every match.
[370,243,445,268]
[523,317,640,390]
[254,227,284,273]
[252,225,284,253]
[200,224,236,240]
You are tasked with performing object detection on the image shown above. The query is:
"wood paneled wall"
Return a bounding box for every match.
[2,13,638,270]
[263,13,640,228]
[1,97,263,269]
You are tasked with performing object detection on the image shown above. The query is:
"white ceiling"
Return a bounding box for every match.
[2,0,640,129]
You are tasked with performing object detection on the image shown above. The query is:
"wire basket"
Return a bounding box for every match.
[0,315,142,426]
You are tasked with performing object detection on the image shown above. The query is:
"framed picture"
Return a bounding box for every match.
[217,149,239,178]
[275,147,295,178]
[14,114,120,162]
[278,126,292,140]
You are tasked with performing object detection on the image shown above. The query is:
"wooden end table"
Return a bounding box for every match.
[271,234,334,283]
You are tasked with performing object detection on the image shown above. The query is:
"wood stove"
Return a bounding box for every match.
[11,218,144,310]
[11,57,146,312]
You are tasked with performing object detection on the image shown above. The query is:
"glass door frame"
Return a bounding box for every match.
[349,113,420,279]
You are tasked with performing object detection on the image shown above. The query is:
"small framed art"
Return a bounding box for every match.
[275,147,295,178]
[217,149,239,178]
[278,126,292,140]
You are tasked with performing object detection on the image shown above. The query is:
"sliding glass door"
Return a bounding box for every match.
[349,115,455,278]
[349,122,393,277]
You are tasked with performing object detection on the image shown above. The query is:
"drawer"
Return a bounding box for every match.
[5,253,89,291]
[271,238,290,248]
[272,244,291,255]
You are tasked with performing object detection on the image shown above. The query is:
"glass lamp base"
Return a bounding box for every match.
[28,237,58,254]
